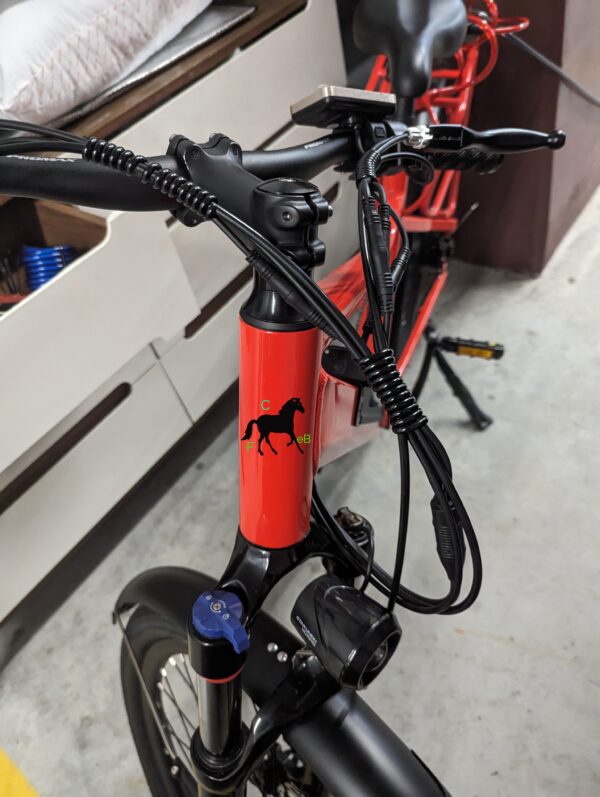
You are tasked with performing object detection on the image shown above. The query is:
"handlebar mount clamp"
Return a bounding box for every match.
[168,133,332,267]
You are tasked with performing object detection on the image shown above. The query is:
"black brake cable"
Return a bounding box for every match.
[214,205,369,359]
[358,519,375,593]
[0,121,86,159]
[388,435,410,611]
[506,33,600,109]
[387,204,412,290]
[356,173,412,611]
[0,138,85,156]
[312,481,464,614]
[379,151,436,184]
[351,134,478,614]
[358,184,388,351]
[0,119,86,144]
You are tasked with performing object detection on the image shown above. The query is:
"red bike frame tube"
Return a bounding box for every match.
[239,319,321,548]
[238,4,531,547]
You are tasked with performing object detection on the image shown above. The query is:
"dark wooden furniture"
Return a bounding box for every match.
[455,0,600,274]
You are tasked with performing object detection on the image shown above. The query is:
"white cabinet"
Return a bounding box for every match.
[116,0,345,156]
[0,209,197,473]
[0,355,191,619]
[160,283,252,422]
[0,0,347,620]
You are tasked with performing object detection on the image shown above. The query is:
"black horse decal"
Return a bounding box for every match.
[241,397,305,456]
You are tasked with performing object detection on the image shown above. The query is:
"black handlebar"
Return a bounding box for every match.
[0,124,564,212]
[243,133,354,180]
[0,132,357,212]
[0,154,180,211]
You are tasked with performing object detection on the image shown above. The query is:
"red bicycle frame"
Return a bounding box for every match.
[238,2,529,550]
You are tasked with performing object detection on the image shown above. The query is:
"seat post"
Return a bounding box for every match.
[394,97,416,125]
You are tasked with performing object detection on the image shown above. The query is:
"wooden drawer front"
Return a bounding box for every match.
[160,283,252,421]
[0,362,191,621]
[116,0,345,155]
[0,210,197,473]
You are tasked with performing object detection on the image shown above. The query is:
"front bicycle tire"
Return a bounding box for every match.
[121,607,329,797]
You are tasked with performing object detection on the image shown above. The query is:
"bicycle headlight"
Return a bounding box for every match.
[291,574,401,689]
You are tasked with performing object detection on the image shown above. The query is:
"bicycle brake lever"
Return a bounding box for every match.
[408,124,566,153]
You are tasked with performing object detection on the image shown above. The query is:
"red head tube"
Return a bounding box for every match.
[238,319,321,548]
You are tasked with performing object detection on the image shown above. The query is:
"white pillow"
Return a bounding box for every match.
[0,0,212,124]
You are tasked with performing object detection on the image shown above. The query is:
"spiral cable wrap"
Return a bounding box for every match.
[83,138,217,219]
[83,138,145,173]
[360,348,428,434]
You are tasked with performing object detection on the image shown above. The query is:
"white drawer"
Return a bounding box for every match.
[0,209,197,473]
[0,361,191,620]
[0,346,156,493]
[166,214,251,319]
[117,0,345,156]
[160,283,252,421]
[319,173,359,274]
[0,0,345,475]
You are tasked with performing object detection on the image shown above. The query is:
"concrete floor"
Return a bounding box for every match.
[1,187,599,796]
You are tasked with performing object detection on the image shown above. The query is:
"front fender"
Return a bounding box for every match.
[115,566,215,635]
[115,566,452,796]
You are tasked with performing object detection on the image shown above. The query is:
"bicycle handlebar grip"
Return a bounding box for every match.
[464,126,566,152]
[426,124,566,153]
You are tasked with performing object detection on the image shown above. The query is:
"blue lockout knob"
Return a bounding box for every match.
[191,590,250,654]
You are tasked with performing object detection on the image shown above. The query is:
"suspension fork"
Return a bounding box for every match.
[188,608,247,797]
[195,677,245,797]
[196,677,242,761]
[187,271,324,794]
[183,157,329,790]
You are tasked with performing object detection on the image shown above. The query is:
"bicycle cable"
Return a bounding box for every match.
[506,33,600,109]
[0,120,86,145]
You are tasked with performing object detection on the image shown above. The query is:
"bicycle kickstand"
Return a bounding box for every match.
[412,324,504,431]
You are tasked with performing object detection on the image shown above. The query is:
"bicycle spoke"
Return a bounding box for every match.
[159,670,195,740]
[161,712,194,771]
[181,654,195,689]
[171,654,196,695]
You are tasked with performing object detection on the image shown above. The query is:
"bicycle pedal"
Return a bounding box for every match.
[439,336,504,361]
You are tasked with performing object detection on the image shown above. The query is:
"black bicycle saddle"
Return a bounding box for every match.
[353,0,467,99]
